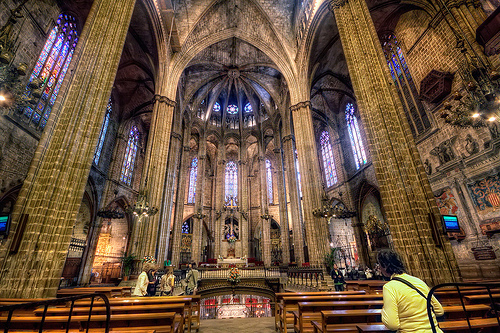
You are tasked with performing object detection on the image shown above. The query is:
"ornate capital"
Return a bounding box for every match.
[154,94,176,107]
[328,0,348,10]
[290,101,311,112]
[282,134,295,144]
[171,132,182,141]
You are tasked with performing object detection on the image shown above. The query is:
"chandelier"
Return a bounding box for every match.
[313,191,356,219]
[126,192,158,220]
[96,191,125,219]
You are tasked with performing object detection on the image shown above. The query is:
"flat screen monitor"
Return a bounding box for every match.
[442,215,460,232]
[0,214,11,236]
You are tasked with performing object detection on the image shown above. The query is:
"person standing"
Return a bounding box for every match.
[147,267,158,296]
[330,264,345,291]
[160,266,175,296]
[378,249,444,332]
[133,262,155,297]
[185,262,200,295]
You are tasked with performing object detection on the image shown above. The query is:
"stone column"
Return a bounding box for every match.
[290,102,330,265]
[191,136,207,263]
[259,153,272,266]
[274,148,291,264]
[330,0,459,284]
[0,0,136,298]
[281,133,305,264]
[170,126,191,267]
[213,145,226,258]
[238,143,249,257]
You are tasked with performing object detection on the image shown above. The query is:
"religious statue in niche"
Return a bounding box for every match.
[488,121,500,139]
[364,215,390,250]
[430,137,457,165]
[464,134,479,156]
[435,188,459,215]
[468,175,500,216]
[424,159,432,175]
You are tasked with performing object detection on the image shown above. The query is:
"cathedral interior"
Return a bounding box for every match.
[0,0,500,300]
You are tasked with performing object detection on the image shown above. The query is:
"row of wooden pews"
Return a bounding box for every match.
[0,294,201,333]
[278,283,500,333]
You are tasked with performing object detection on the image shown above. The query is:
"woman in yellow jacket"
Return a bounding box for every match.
[378,249,444,333]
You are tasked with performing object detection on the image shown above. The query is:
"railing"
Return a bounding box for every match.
[427,282,500,333]
[197,266,284,280]
[286,266,325,289]
[0,293,110,333]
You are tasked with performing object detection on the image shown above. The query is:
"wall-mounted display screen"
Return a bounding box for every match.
[442,215,460,232]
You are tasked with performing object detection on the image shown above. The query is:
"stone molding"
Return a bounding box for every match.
[154,94,176,107]
[290,101,311,112]
[282,134,295,143]
[171,132,182,141]
[329,0,348,10]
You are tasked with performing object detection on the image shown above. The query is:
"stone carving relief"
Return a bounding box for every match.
[424,159,432,175]
[464,134,479,156]
[430,137,457,165]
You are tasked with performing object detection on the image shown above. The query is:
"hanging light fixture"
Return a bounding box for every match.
[125,191,158,220]
[96,190,125,219]
[313,191,356,219]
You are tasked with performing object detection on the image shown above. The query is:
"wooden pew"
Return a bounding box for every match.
[464,293,500,304]
[56,286,132,298]
[275,291,367,331]
[434,288,500,305]
[319,309,381,333]
[279,294,382,333]
[293,301,384,333]
[0,312,181,333]
[355,318,500,333]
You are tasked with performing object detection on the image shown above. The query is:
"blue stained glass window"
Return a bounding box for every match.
[22,14,78,131]
[213,102,221,112]
[120,125,140,185]
[225,161,238,205]
[182,219,191,234]
[187,157,198,203]
[295,150,303,198]
[244,103,252,113]
[227,105,238,114]
[94,99,112,165]
[320,131,338,187]
[266,159,273,204]
[345,103,367,170]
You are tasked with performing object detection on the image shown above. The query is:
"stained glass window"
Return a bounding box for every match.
[320,131,338,187]
[295,150,303,198]
[120,125,140,185]
[187,157,198,204]
[213,102,220,112]
[266,159,273,204]
[225,161,238,204]
[382,33,430,137]
[227,105,238,114]
[93,99,112,165]
[182,219,191,234]
[23,14,79,130]
[345,103,367,170]
[244,103,252,113]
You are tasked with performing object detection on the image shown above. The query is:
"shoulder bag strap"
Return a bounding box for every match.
[391,277,428,299]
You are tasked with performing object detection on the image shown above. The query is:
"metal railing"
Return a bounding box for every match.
[427,282,500,333]
[197,266,284,280]
[0,293,110,333]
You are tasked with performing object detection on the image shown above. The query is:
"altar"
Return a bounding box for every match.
[217,257,248,268]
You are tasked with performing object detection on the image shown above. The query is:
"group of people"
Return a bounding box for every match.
[132,261,200,297]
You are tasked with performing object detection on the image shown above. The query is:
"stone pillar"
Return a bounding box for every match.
[0,0,136,298]
[281,133,305,264]
[170,126,191,267]
[259,153,272,266]
[290,102,330,265]
[213,145,226,258]
[238,141,249,257]
[191,136,207,263]
[330,0,460,284]
[156,128,183,263]
[274,148,291,264]
[132,95,177,261]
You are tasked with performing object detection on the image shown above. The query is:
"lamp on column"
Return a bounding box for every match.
[193,210,206,220]
[260,211,272,220]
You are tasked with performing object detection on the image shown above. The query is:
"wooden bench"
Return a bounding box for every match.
[279,295,383,333]
[293,301,384,333]
[317,309,382,333]
[464,293,500,304]
[275,291,367,331]
[56,286,132,298]
[73,296,200,333]
[434,288,500,305]
[0,312,181,333]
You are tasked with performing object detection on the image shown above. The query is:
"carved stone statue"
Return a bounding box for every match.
[465,134,479,156]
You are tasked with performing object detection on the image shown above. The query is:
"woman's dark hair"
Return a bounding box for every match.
[377,249,405,275]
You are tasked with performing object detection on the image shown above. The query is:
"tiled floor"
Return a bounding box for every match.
[199,317,275,332]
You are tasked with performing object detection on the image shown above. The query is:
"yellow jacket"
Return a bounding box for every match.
[382,273,444,333]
